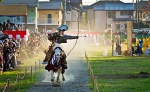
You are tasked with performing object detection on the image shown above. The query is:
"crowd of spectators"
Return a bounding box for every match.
[132,37,150,56]
[0,20,23,31]
[132,30,150,38]
[0,30,48,73]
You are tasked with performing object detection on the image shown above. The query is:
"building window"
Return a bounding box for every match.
[16,16,20,21]
[108,11,116,18]
[124,24,127,29]
[120,11,129,16]
[116,24,120,30]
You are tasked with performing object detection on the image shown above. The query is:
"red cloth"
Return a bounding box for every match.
[2,30,27,39]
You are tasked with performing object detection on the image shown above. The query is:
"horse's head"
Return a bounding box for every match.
[53,43,63,65]
[54,48,62,58]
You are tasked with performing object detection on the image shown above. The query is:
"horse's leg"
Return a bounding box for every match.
[57,68,61,83]
[62,73,65,81]
[51,70,54,82]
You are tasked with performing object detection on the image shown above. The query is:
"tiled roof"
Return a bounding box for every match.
[105,3,135,10]
[2,0,38,7]
[50,0,82,4]
[39,1,62,10]
[50,0,82,10]
[94,3,135,11]
[94,5,105,10]
[86,1,123,9]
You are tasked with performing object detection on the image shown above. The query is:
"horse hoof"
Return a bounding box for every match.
[62,78,65,81]
[51,79,54,82]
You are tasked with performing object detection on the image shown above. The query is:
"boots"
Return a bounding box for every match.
[42,46,53,64]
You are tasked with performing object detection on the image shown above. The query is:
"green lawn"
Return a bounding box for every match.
[0,53,45,92]
[84,44,150,92]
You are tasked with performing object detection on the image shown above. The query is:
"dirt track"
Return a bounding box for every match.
[27,42,91,92]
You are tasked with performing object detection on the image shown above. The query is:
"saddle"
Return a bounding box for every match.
[45,47,67,72]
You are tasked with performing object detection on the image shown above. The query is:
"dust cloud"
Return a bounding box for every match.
[42,70,75,83]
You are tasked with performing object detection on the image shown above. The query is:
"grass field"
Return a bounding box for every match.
[0,52,45,92]
[84,44,150,92]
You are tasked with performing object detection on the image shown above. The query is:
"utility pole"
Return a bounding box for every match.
[137,0,140,29]
[136,0,137,23]
[63,0,66,25]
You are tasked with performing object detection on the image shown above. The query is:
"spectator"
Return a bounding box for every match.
[3,42,11,71]
[2,22,6,30]
[132,45,135,55]
[135,44,142,55]
[0,30,48,73]
[0,22,2,31]
[0,51,4,73]
[6,20,15,30]
[17,24,22,31]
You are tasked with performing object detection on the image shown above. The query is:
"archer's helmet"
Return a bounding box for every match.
[57,25,68,31]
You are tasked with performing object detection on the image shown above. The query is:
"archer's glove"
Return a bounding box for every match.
[76,36,79,39]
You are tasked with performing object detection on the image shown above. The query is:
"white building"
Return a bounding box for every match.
[66,8,80,31]
[86,1,135,31]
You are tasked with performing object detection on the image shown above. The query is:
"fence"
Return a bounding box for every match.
[85,51,99,92]
[2,60,42,92]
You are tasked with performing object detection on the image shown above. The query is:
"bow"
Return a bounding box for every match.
[67,6,80,56]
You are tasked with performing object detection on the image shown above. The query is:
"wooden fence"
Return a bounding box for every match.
[85,51,99,92]
[2,60,42,92]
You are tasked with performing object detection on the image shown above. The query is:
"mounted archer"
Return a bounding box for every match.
[42,25,78,69]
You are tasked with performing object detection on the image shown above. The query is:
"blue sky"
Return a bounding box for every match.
[39,0,135,5]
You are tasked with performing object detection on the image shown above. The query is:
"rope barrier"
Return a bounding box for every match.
[1,60,41,92]
[20,66,31,80]
[20,71,26,80]
[85,51,99,92]
[27,67,31,72]
[12,75,18,86]
[2,80,8,92]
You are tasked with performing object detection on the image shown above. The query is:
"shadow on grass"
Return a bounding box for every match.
[96,71,150,79]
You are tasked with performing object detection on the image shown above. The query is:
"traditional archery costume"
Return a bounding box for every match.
[142,38,149,55]
[42,25,78,72]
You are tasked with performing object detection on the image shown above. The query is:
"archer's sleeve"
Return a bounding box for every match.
[60,35,77,40]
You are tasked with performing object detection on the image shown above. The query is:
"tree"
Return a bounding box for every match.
[0,0,3,3]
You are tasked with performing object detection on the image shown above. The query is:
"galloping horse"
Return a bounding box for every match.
[46,43,66,84]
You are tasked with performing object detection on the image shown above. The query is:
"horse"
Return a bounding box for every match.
[46,43,66,84]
